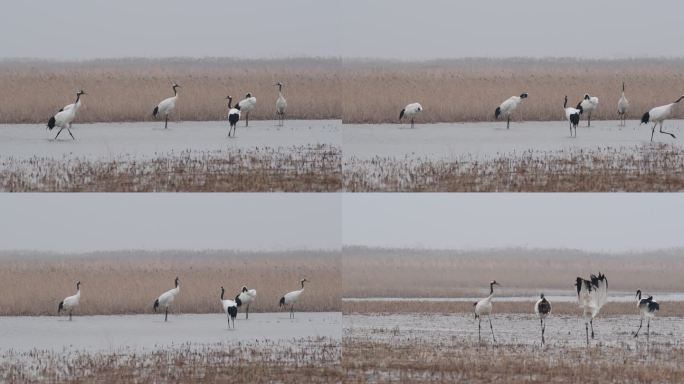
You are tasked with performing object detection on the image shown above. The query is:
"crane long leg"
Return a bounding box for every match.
[246,304,249,320]
[585,322,589,346]
[165,307,168,322]
[590,319,595,339]
[507,116,510,130]
[165,115,168,129]
[651,124,657,142]
[245,112,249,127]
[67,126,75,140]
[54,127,65,140]
[478,318,482,344]
[635,319,643,338]
[587,113,591,127]
[659,122,677,139]
[69,310,72,321]
[227,313,231,329]
[541,318,545,345]
[411,118,414,129]
[647,319,650,341]
[489,317,496,343]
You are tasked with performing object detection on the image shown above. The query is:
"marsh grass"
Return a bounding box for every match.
[0,250,340,316]
[343,144,684,192]
[343,58,684,124]
[1,338,341,383]
[1,144,342,192]
[0,58,340,124]
[343,247,684,299]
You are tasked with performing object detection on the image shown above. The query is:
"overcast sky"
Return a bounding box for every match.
[0,194,340,252]
[343,194,684,252]
[1,1,681,59]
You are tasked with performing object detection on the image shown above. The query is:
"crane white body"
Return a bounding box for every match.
[576,273,608,345]
[534,294,552,345]
[58,281,81,321]
[226,96,241,137]
[239,93,257,127]
[154,277,180,322]
[641,96,683,142]
[474,280,499,343]
[495,93,528,129]
[399,102,423,128]
[617,82,629,126]
[153,84,180,129]
[577,94,599,127]
[275,82,287,126]
[280,279,307,318]
[634,290,659,340]
[221,287,240,329]
[48,90,86,140]
[236,286,257,319]
[564,96,583,137]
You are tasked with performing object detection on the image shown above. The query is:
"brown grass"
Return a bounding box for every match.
[344,338,684,383]
[1,145,342,192]
[343,144,684,192]
[1,339,341,383]
[0,250,340,316]
[342,58,684,123]
[343,247,684,298]
[0,58,340,123]
[343,301,684,317]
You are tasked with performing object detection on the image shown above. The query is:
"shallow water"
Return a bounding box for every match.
[343,120,684,160]
[0,312,342,353]
[0,120,340,160]
[344,291,684,303]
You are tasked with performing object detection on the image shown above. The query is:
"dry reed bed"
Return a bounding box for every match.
[343,144,684,192]
[0,58,340,123]
[343,247,684,299]
[0,144,342,192]
[1,338,341,383]
[343,301,684,317]
[343,58,684,123]
[0,250,340,316]
[344,338,684,383]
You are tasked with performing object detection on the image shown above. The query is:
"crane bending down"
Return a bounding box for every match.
[575,272,608,346]
[535,293,552,345]
[495,92,528,129]
[634,290,659,340]
[48,90,86,140]
[474,280,499,343]
[641,96,684,142]
[577,94,599,127]
[236,286,257,319]
[154,276,180,322]
[399,103,423,128]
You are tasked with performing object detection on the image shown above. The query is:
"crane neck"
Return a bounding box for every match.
[301,281,306,289]
[221,288,225,300]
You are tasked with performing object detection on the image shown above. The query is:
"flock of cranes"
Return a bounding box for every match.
[58,277,308,329]
[401,83,684,142]
[473,272,660,346]
[46,82,288,140]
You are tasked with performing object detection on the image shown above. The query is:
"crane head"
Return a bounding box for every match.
[76,281,81,289]
[242,286,248,292]
[175,276,180,287]
[490,280,499,286]
[245,92,252,98]
[77,90,86,96]
[225,95,232,100]
[540,293,545,299]
[583,94,590,100]
[172,83,181,89]
[301,278,308,283]
[520,92,528,99]
[636,289,641,299]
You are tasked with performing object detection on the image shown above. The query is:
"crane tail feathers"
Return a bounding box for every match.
[399,109,405,120]
[495,107,501,119]
[152,106,159,118]
[153,299,159,312]
[47,116,56,130]
[279,297,285,307]
[641,112,650,124]
[58,301,64,313]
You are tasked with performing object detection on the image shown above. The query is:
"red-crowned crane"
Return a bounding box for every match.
[641,96,684,142]
[226,96,241,137]
[58,281,81,321]
[153,83,180,129]
[534,293,552,345]
[474,280,499,344]
[617,82,629,126]
[153,276,180,322]
[239,93,257,127]
[575,273,608,346]
[236,286,257,319]
[399,103,423,128]
[275,82,287,126]
[577,94,599,127]
[495,92,528,129]
[564,96,582,137]
[634,290,659,341]
[279,278,307,318]
[47,90,86,140]
[221,286,240,329]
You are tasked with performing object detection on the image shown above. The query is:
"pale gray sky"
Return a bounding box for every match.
[0,194,341,252]
[343,194,684,252]
[1,1,681,59]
